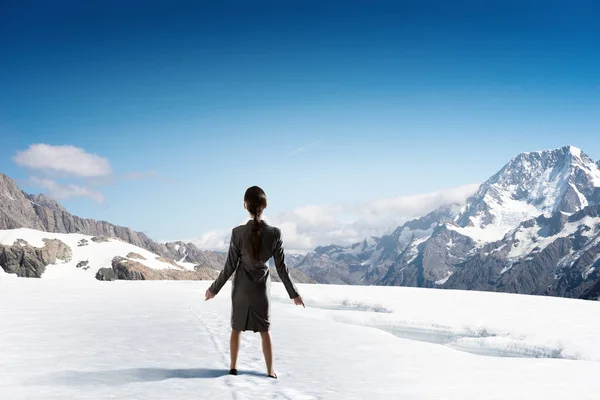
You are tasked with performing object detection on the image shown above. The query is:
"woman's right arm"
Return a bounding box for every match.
[207,229,241,296]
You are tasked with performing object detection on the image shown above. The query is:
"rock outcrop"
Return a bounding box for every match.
[98,256,219,281]
[96,267,118,281]
[0,172,230,266]
[126,252,146,260]
[0,238,72,277]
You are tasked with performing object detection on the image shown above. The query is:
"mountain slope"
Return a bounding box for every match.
[0,173,181,258]
[296,205,460,285]
[1,173,314,282]
[444,204,600,298]
[0,174,46,231]
[455,146,600,241]
[0,228,218,280]
[295,146,600,300]
[380,146,600,298]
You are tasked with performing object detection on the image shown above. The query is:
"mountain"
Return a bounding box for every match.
[297,146,600,301]
[295,205,460,285]
[1,173,181,259]
[442,205,600,298]
[0,228,220,281]
[164,241,228,269]
[456,146,600,241]
[381,145,600,289]
[0,173,315,283]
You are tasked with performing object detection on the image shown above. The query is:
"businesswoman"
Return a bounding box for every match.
[205,186,305,379]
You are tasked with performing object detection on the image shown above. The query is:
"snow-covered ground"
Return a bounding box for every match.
[2,273,600,399]
[0,228,200,278]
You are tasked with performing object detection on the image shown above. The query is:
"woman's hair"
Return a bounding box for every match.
[244,186,267,263]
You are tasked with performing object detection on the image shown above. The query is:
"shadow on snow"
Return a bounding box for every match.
[28,367,266,386]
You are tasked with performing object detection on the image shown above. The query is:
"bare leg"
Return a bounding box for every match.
[260,331,275,376]
[230,330,241,370]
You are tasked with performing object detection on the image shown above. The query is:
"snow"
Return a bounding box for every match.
[583,255,600,279]
[500,262,514,275]
[570,182,589,208]
[1,279,600,400]
[455,147,600,245]
[507,216,600,260]
[583,267,596,279]
[447,223,510,244]
[568,145,582,159]
[395,223,436,248]
[461,185,546,243]
[0,228,200,278]
[404,235,430,264]
[365,236,377,247]
[435,271,453,285]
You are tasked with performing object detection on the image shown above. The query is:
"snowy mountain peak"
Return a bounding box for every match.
[455,146,600,242]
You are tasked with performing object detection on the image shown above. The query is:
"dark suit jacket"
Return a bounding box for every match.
[208,220,300,300]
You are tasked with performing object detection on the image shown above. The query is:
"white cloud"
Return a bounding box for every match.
[29,177,106,204]
[284,140,323,157]
[13,144,112,177]
[188,184,479,253]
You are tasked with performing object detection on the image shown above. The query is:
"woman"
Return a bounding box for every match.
[204,186,305,379]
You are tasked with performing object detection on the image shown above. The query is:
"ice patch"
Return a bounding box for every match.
[435,271,453,285]
[583,267,596,280]
[507,216,600,260]
[500,263,514,275]
[330,314,576,360]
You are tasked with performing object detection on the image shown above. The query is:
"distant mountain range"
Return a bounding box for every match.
[3,146,600,300]
[294,146,600,301]
[0,173,315,283]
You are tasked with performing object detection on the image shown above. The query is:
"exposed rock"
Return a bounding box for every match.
[107,256,217,281]
[0,172,228,272]
[76,260,89,269]
[269,268,317,284]
[441,205,600,298]
[78,239,89,247]
[156,256,184,269]
[40,239,73,264]
[0,238,72,277]
[194,265,220,279]
[0,174,45,231]
[0,245,47,277]
[96,267,118,281]
[580,276,600,300]
[127,252,146,260]
[14,239,29,247]
[164,241,227,270]
[297,205,457,285]
[91,236,111,243]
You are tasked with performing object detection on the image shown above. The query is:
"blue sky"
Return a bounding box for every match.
[1,0,600,248]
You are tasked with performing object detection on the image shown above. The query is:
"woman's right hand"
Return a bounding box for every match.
[293,296,305,308]
[205,288,216,301]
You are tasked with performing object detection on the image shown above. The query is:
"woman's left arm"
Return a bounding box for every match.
[205,229,241,299]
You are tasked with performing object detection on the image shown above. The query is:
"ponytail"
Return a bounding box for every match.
[244,185,267,264]
[250,211,263,263]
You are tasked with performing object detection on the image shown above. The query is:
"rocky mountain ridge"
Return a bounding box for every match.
[296,146,600,300]
[0,173,314,283]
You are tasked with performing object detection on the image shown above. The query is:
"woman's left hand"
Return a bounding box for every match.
[205,288,216,301]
